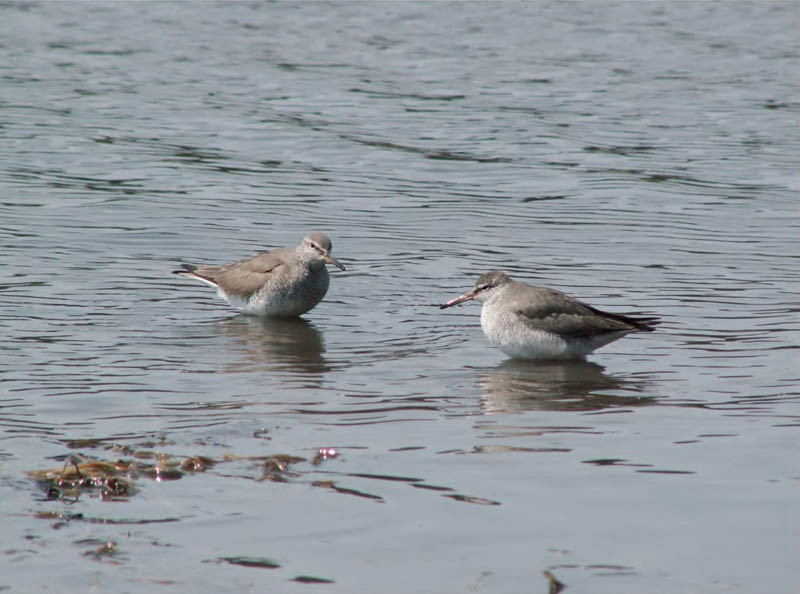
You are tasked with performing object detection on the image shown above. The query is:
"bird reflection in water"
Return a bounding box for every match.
[476,359,655,414]
[217,316,330,375]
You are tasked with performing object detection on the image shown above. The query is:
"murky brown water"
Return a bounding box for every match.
[1,2,798,593]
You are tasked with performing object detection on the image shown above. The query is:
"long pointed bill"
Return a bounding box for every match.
[323,253,346,271]
[439,290,479,309]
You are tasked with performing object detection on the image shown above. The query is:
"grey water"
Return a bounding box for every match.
[1,2,798,593]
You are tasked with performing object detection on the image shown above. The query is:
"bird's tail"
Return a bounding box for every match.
[623,314,661,332]
[172,263,219,288]
[584,303,661,332]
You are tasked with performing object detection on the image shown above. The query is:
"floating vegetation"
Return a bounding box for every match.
[292,575,335,584]
[582,458,653,468]
[348,472,423,483]
[443,494,501,506]
[83,540,119,560]
[409,482,454,492]
[311,480,384,502]
[260,454,306,482]
[180,456,216,472]
[210,556,281,569]
[543,570,566,594]
[635,469,696,475]
[252,427,271,440]
[206,557,338,584]
[28,447,216,502]
[30,456,135,502]
[27,441,501,509]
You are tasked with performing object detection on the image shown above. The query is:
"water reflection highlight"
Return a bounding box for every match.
[476,360,655,413]
[218,316,330,375]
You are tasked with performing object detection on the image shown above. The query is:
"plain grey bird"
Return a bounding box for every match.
[440,270,659,360]
[173,232,345,317]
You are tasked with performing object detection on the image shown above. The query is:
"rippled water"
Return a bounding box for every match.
[1,2,798,593]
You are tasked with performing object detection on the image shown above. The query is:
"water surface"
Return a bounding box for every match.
[1,2,798,593]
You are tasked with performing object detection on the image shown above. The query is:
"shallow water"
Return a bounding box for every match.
[1,2,798,593]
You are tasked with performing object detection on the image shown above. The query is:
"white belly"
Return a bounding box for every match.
[221,269,329,317]
[480,307,590,360]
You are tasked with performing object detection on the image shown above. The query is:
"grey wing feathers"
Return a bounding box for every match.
[212,252,287,297]
[173,250,289,297]
[512,286,659,338]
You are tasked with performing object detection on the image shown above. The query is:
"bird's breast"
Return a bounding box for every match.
[480,304,577,360]
[235,266,330,316]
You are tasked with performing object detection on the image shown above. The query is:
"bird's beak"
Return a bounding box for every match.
[323,253,346,271]
[439,289,479,309]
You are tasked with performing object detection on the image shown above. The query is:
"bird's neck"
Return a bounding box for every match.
[303,258,325,271]
[481,285,510,307]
